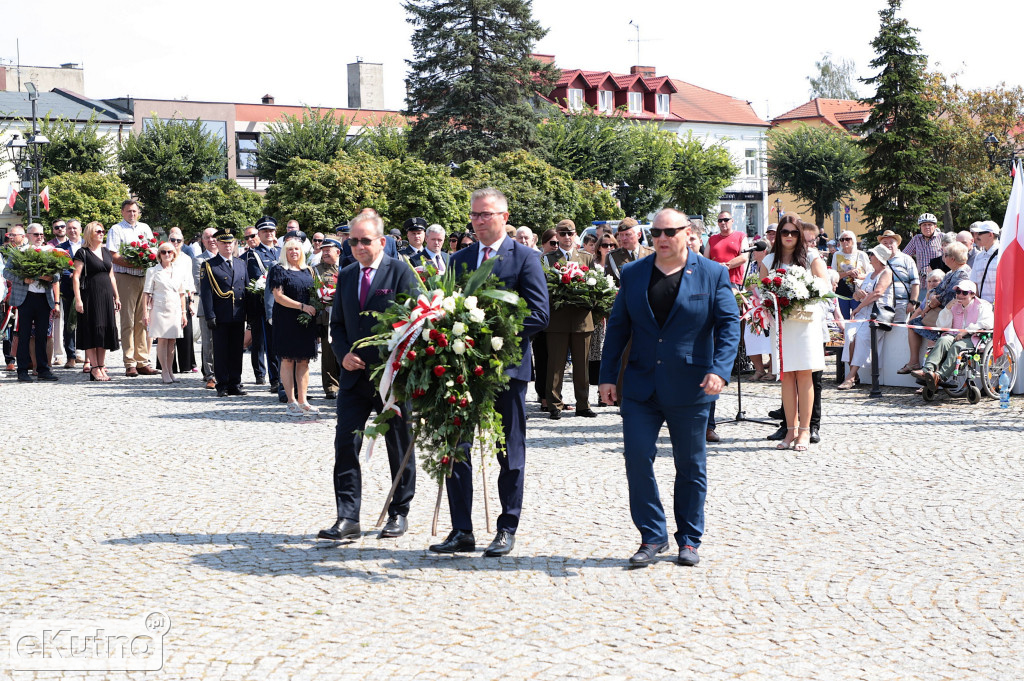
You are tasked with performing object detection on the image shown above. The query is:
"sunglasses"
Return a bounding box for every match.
[600,243,615,249]
[717,218,731,223]
[649,227,683,238]
[779,230,800,237]
[312,238,324,243]
[839,237,853,242]
[955,290,973,296]
[159,250,175,255]
[557,231,574,236]
[547,240,558,247]
[169,238,183,243]
[350,237,378,246]
[245,234,258,240]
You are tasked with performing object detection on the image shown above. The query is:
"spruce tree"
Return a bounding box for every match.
[403,0,557,164]
[858,0,943,236]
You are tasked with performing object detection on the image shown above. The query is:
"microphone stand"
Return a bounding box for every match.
[717,288,776,427]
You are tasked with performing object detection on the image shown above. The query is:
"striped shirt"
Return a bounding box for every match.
[106,220,155,276]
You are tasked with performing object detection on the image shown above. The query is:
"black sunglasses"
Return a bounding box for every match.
[600,243,615,249]
[839,237,853,242]
[244,234,258,239]
[350,237,378,246]
[547,240,558,247]
[717,218,731,223]
[557,231,574,236]
[169,238,183,243]
[649,227,683,238]
[779,229,800,237]
[312,238,324,243]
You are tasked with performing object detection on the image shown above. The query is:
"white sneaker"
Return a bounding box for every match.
[299,402,319,416]
[286,402,303,417]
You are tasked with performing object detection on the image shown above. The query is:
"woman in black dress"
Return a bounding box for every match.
[270,240,318,416]
[72,222,121,381]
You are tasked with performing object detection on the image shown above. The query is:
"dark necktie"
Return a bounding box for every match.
[359,267,373,310]
[482,246,492,262]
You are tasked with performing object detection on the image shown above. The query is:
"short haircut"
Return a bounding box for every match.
[505,224,516,237]
[67,219,81,229]
[121,199,140,211]
[515,226,533,237]
[470,187,508,211]
[279,239,308,269]
[944,241,968,265]
[652,208,690,227]
[940,231,956,246]
[52,219,66,227]
[350,211,384,237]
[582,233,597,245]
[426,224,446,238]
[927,269,946,283]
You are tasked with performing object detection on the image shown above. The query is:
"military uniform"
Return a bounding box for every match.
[314,259,340,398]
[245,237,280,387]
[199,235,249,396]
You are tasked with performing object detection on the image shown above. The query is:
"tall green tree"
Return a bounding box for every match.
[387,157,470,229]
[118,117,227,226]
[858,0,943,236]
[164,179,264,240]
[255,107,350,182]
[403,0,557,163]
[36,116,113,178]
[667,132,741,218]
[808,53,859,100]
[39,171,129,226]
[535,105,630,185]
[348,115,410,161]
[616,123,678,219]
[767,124,863,228]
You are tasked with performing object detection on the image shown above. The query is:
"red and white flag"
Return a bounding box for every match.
[993,160,1024,359]
[39,186,50,212]
[5,184,16,210]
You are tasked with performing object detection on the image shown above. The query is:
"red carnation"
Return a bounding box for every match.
[131,241,139,247]
[150,237,158,243]
[455,375,465,384]
[433,365,446,377]
[761,277,771,286]
[447,395,457,404]
[778,297,790,307]
[453,416,462,426]
[473,365,484,377]
[437,335,449,348]
[148,253,157,260]
[441,456,450,465]
[776,268,787,275]
[406,350,417,361]
[459,398,468,408]
[772,277,782,286]
[429,329,440,340]
[392,361,401,372]
[580,265,589,272]
[425,346,436,356]
[561,274,571,284]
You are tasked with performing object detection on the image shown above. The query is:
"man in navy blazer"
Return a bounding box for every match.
[319,211,418,542]
[600,208,739,568]
[429,188,550,557]
[199,230,249,397]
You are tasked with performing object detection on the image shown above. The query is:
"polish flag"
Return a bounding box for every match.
[993,160,1024,359]
[39,186,50,212]
[5,184,16,209]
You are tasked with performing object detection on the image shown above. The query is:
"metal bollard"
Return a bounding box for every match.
[869,321,881,397]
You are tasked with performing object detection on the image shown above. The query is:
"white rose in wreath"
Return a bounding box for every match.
[491,336,504,351]
[441,296,457,312]
[468,308,486,323]
[452,339,467,355]
[451,321,467,336]
[464,295,478,310]
[586,277,597,286]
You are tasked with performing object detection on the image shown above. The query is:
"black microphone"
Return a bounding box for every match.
[741,239,770,254]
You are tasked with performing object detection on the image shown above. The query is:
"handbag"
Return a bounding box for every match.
[921,305,941,327]
[835,277,856,299]
[870,302,896,331]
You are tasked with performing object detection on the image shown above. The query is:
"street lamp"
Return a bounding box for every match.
[2,82,49,224]
[983,132,999,170]
[774,197,782,220]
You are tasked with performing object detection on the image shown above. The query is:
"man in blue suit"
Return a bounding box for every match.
[429,188,550,557]
[318,211,418,542]
[600,208,739,567]
[199,229,249,397]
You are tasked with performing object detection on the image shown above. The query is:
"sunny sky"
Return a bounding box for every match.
[4,0,1023,121]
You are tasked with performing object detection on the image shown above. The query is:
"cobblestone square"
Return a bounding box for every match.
[2,358,1022,680]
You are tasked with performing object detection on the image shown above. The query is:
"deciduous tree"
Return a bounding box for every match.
[164,179,264,240]
[255,107,350,182]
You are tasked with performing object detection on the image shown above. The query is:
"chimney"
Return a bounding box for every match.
[347,61,385,109]
[60,63,80,69]
[630,65,656,78]
[531,53,556,65]
[261,94,274,105]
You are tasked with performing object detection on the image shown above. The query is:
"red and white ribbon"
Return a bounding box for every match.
[742,290,784,377]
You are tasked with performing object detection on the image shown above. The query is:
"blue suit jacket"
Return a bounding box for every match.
[448,237,550,382]
[330,255,416,390]
[600,252,740,407]
[199,255,248,323]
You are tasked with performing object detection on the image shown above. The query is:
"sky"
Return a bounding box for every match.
[3,0,1024,121]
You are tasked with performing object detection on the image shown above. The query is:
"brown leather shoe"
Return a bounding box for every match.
[205,379,217,389]
[64,359,76,369]
[705,428,721,443]
[125,367,139,377]
[136,365,159,376]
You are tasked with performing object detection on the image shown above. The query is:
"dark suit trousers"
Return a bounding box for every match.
[446,378,528,534]
[546,331,592,410]
[60,292,76,356]
[319,326,339,395]
[249,311,277,384]
[777,368,822,430]
[16,292,52,373]
[333,376,415,521]
[621,393,710,547]
[532,332,548,400]
[212,320,245,390]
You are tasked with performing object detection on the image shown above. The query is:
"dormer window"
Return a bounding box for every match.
[598,90,614,113]
[656,93,670,115]
[567,88,584,111]
[628,92,643,113]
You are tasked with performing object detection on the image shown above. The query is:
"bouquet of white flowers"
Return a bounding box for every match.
[744,265,835,334]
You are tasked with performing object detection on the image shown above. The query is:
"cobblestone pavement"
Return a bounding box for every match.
[2,355,1023,680]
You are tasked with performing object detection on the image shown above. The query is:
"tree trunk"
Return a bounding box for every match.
[942,200,954,233]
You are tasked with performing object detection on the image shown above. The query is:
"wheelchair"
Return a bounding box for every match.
[922,332,1019,404]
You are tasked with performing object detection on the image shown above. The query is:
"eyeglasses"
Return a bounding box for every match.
[779,230,800,238]
[717,218,731,223]
[600,243,615,249]
[28,232,44,237]
[94,229,105,235]
[169,238,183,243]
[649,227,683,238]
[955,290,973,296]
[159,250,175,255]
[469,211,499,220]
[547,240,558,247]
[350,237,378,246]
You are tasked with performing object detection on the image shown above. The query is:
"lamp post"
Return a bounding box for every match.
[983,132,999,171]
[774,197,782,221]
[3,82,49,224]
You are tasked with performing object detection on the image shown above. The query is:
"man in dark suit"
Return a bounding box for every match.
[600,208,739,568]
[338,210,399,269]
[57,219,84,367]
[429,187,550,557]
[199,229,249,397]
[398,217,427,258]
[543,219,596,419]
[408,224,449,274]
[319,211,418,542]
[244,216,281,390]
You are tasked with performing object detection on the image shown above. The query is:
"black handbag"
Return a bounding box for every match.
[870,302,896,331]
[835,277,856,298]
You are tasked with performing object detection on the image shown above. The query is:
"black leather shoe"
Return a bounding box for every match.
[278,392,288,403]
[216,387,229,397]
[325,391,337,400]
[767,408,785,420]
[17,372,35,382]
[705,428,721,443]
[809,428,821,444]
[576,409,598,418]
[37,372,58,381]
[269,381,280,393]
[318,518,361,541]
[227,386,248,396]
[483,530,515,557]
[378,515,408,539]
[766,425,787,441]
[629,542,669,566]
[678,544,700,566]
[255,376,266,385]
[428,529,475,553]
[548,409,561,420]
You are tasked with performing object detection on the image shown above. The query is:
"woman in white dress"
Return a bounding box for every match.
[838,245,893,390]
[143,244,188,384]
[758,216,828,451]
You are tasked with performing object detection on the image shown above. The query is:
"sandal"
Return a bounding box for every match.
[897,363,922,375]
[837,379,858,390]
[776,427,795,450]
[759,373,777,382]
[793,428,810,452]
[752,370,766,381]
[82,363,92,374]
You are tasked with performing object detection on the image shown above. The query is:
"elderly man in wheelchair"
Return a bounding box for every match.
[912,280,993,390]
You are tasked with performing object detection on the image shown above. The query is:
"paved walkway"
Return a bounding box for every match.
[2,358,1023,680]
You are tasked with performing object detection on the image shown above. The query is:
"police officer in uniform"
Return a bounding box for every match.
[246,216,281,390]
[200,229,249,397]
[399,217,428,258]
